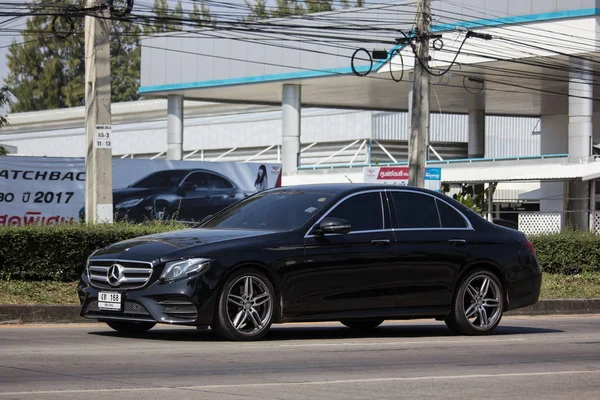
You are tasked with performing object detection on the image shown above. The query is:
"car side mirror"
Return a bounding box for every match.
[315,217,352,235]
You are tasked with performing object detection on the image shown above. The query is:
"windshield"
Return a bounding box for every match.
[130,170,189,188]
[201,189,337,231]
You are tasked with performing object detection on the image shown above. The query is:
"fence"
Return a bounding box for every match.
[517,213,562,235]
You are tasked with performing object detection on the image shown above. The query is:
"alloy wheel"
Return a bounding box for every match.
[225,275,273,335]
[461,274,502,331]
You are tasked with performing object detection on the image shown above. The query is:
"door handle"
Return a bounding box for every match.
[371,239,391,246]
[448,239,467,246]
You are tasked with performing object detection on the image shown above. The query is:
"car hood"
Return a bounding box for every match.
[91,228,286,261]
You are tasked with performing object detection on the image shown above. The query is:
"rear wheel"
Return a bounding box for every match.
[105,321,156,334]
[340,319,384,330]
[212,269,275,341]
[445,269,504,335]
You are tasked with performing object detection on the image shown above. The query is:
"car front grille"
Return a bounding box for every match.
[86,300,151,316]
[87,259,154,290]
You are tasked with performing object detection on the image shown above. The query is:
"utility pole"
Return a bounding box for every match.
[84,1,113,223]
[408,0,431,188]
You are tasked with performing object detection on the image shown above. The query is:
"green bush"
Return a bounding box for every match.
[530,231,600,275]
[0,225,599,282]
[0,223,184,281]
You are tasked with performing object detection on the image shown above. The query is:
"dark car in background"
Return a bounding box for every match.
[80,169,251,223]
[78,184,542,341]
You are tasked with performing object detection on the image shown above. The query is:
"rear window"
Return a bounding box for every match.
[436,199,468,228]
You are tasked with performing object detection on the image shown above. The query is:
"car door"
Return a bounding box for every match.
[292,190,398,315]
[386,190,474,309]
[205,173,240,215]
[177,172,210,221]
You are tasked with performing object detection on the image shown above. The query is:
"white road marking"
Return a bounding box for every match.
[1,370,599,396]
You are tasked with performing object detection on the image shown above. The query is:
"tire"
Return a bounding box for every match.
[152,202,172,222]
[445,269,504,335]
[212,269,275,341]
[105,321,156,334]
[340,319,384,330]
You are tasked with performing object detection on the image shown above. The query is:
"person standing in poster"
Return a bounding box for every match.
[254,165,268,191]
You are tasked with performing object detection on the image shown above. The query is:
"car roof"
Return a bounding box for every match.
[271,183,442,196]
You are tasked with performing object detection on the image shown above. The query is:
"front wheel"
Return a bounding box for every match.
[212,269,275,341]
[445,269,504,335]
[105,321,156,334]
[340,319,384,330]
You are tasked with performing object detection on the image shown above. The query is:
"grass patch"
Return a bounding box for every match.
[540,272,600,300]
[1,273,600,305]
[0,281,79,304]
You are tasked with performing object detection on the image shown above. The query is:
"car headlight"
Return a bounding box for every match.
[160,258,212,282]
[115,198,144,209]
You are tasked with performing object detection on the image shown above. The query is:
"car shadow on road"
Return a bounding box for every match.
[88,322,563,342]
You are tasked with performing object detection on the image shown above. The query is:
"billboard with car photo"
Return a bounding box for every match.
[0,156,282,225]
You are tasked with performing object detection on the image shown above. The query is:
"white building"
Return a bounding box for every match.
[3,0,600,234]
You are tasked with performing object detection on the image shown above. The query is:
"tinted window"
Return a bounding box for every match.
[130,170,187,188]
[207,174,233,189]
[389,191,440,229]
[202,189,335,230]
[436,199,468,228]
[327,192,384,232]
[184,172,208,189]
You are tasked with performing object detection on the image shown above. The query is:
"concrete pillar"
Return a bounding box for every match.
[569,61,593,163]
[568,60,593,230]
[539,114,568,213]
[167,94,184,160]
[468,92,485,159]
[282,84,301,176]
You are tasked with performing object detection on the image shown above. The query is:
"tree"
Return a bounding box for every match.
[189,0,214,27]
[441,183,497,216]
[304,0,334,14]
[111,20,142,103]
[245,0,269,20]
[245,0,363,20]
[0,86,8,128]
[5,0,85,112]
[146,0,186,33]
[4,0,194,112]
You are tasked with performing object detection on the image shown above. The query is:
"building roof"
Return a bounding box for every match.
[441,160,600,183]
[139,1,600,116]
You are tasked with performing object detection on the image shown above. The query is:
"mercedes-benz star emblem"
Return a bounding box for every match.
[107,264,124,287]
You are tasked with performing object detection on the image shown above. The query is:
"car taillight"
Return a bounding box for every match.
[523,239,536,257]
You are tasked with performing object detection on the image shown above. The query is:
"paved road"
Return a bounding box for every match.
[0,316,599,399]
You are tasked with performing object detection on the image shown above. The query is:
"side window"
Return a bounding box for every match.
[184,172,208,189]
[436,199,468,228]
[207,174,233,189]
[389,191,440,229]
[327,192,384,232]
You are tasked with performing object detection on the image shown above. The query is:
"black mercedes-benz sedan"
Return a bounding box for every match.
[78,184,541,341]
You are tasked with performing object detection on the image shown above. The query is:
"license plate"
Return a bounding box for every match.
[98,291,122,311]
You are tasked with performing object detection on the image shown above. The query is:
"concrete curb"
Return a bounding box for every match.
[505,299,600,316]
[0,305,85,324]
[0,300,599,324]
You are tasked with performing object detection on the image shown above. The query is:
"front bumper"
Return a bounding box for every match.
[78,273,217,326]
